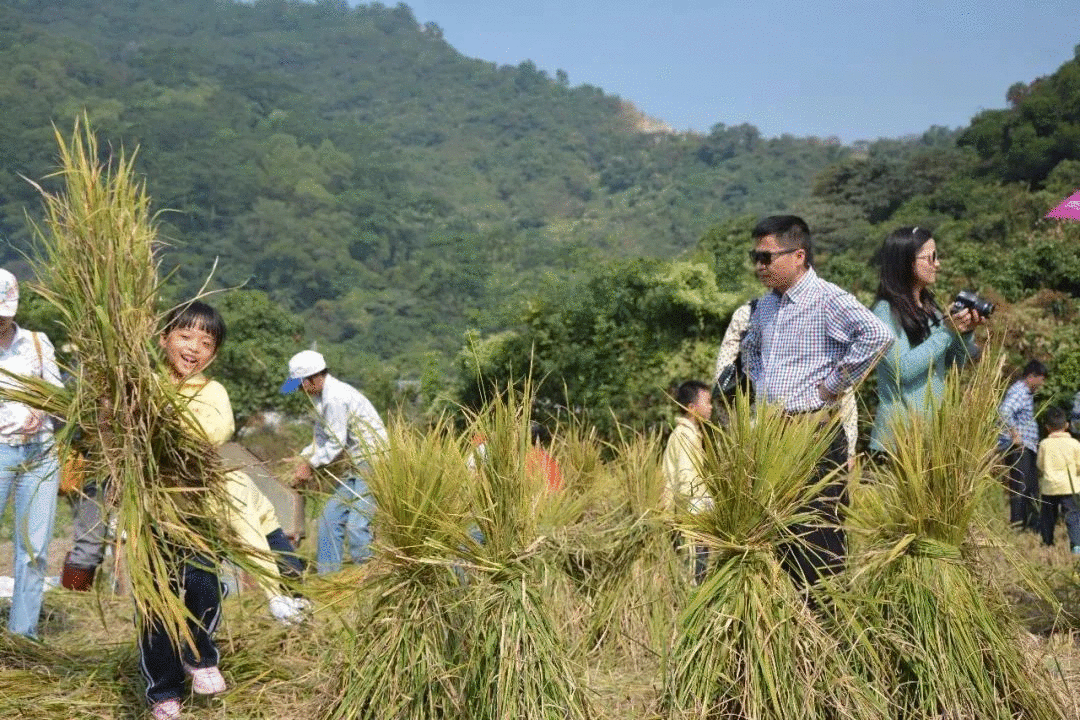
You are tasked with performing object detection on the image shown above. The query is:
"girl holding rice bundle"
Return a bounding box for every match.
[140,301,230,720]
[142,300,306,720]
[7,122,305,719]
[869,226,983,454]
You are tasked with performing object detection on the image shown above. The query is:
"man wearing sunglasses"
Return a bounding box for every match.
[740,215,892,592]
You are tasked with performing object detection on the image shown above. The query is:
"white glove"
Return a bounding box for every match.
[269,595,306,625]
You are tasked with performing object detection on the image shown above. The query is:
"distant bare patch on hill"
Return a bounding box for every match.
[617,100,676,135]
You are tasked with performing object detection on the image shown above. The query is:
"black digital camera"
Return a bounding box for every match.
[950,290,995,317]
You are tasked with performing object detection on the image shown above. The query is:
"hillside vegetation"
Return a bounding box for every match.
[1,0,848,387]
[1,1,1078,425]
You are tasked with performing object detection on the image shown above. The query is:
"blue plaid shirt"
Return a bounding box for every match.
[998,380,1039,452]
[741,268,893,413]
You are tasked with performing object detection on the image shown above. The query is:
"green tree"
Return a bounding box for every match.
[960,50,1080,185]
[214,289,307,426]
[457,258,740,437]
[692,215,759,293]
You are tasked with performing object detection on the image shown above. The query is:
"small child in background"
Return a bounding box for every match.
[661,380,713,583]
[1036,406,1080,553]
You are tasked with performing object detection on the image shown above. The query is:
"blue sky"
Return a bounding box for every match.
[392,0,1077,142]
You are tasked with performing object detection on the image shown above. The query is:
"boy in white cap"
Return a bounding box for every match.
[281,350,387,574]
[0,268,62,638]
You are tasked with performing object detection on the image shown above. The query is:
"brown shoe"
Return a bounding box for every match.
[60,557,96,591]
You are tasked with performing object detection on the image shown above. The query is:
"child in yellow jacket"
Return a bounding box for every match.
[144,301,306,720]
[1036,406,1080,552]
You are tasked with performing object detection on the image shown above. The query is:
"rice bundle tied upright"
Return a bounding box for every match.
[458,387,591,720]
[553,425,684,661]
[663,391,888,720]
[323,414,473,720]
[849,340,1071,719]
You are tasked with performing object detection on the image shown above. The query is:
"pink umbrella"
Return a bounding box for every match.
[1046,189,1080,220]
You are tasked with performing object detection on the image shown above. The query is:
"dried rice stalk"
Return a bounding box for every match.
[552,424,684,661]
[849,338,1071,719]
[321,414,472,720]
[663,392,889,720]
[8,117,257,649]
[457,385,592,720]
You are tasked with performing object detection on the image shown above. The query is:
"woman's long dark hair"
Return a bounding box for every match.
[873,226,941,346]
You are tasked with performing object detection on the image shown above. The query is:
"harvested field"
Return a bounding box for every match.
[1,493,1079,719]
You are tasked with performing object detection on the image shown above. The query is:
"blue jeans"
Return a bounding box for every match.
[316,475,373,574]
[0,442,59,637]
[1040,494,1080,548]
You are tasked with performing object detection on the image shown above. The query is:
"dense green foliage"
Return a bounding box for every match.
[213,289,309,424]
[459,259,742,435]
[960,57,1080,185]
[3,1,1079,426]
[0,0,849,403]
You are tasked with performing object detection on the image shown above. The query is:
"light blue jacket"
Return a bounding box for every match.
[869,299,977,451]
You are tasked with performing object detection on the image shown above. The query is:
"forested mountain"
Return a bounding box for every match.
[0,0,869,391]
[464,45,1080,432]
[6,0,1075,428]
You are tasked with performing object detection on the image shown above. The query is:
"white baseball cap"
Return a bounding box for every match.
[0,269,19,317]
[280,350,327,393]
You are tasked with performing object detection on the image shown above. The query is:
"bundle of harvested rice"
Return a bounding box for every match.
[663,392,888,720]
[849,341,1071,719]
[320,414,473,720]
[457,386,591,720]
[553,425,684,662]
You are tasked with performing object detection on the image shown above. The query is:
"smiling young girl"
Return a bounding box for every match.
[143,300,306,720]
[141,301,231,720]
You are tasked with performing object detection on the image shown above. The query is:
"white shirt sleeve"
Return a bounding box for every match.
[713,302,751,386]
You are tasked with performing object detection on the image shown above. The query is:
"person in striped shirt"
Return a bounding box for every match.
[740,215,892,591]
[999,359,1048,531]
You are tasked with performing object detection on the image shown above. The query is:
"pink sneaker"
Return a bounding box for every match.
[184,664,227,695]
[151,698,182,720]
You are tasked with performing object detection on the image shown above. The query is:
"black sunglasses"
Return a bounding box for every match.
[748,248,798,266]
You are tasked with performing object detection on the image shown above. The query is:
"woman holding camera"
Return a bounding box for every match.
[869,226,983,453]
